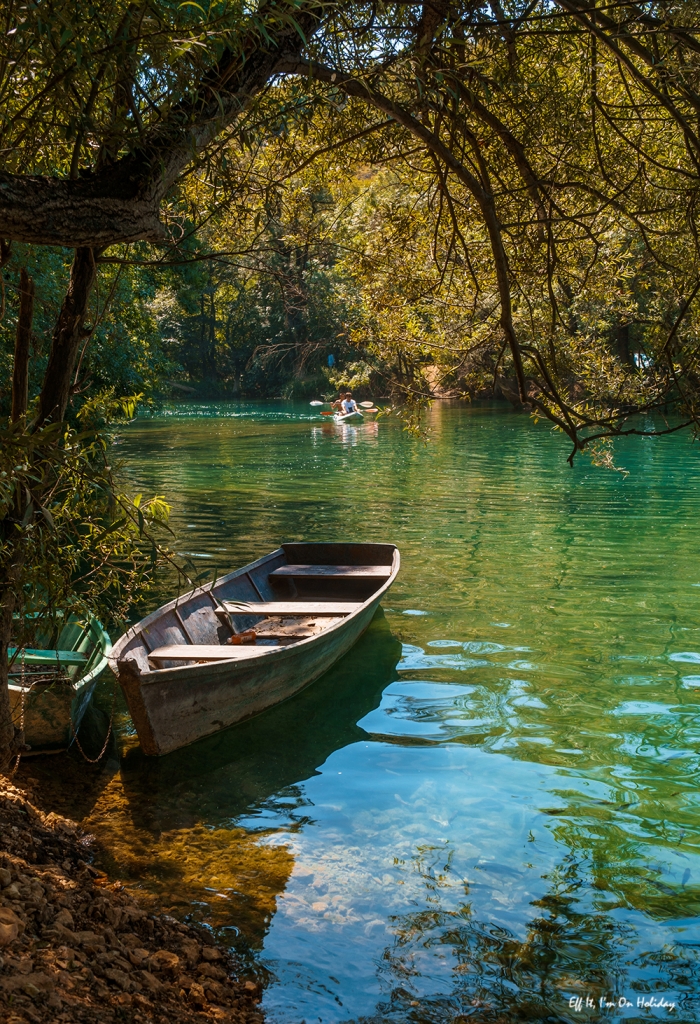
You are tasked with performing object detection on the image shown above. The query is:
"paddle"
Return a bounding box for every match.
[313,399,378,416]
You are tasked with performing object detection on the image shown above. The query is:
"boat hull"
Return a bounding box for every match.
[334,411,363,422]
[8,677,102,754]
[112,543,399,756]
[8,615,111,754]
[120,598,379,756]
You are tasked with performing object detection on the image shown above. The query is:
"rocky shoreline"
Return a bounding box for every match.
[0,778,264,1024]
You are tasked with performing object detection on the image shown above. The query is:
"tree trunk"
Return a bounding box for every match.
[207,292,217,379]
[200,291,218,380]
[0,3,322,248]
[2,270,34,768]
[615,322,631,365]
[11,268,34,421]
[35,248,97,426]
[0,171,166,248]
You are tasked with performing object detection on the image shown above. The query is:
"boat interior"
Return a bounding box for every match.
[116,543,397,671]
[8,614,109,691]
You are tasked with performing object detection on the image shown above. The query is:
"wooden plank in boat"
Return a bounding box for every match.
[148,644,284,663]
[110,542,399,755]
[270,565,391,580]
[8,647,87,667]
[222,601,362,616]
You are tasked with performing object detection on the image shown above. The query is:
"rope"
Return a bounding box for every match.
[69,673,118,764]
[7,645,117,769]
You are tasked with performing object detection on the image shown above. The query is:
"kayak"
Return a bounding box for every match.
[334,411,364,423]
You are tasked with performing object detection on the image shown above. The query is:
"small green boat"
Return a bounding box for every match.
[8,614,112,754]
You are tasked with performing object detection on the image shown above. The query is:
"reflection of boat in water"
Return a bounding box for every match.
[111,543,400,756]
[118,609,402,826]
[8,614,111,753]
[67,613,403,955]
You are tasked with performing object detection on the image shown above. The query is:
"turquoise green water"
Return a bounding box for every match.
[100,403,700,1020]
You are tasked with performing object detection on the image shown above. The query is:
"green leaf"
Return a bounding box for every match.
[39,504,55,530]
[99,517,127,538]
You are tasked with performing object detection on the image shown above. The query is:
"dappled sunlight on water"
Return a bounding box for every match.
[40,402,700,1020]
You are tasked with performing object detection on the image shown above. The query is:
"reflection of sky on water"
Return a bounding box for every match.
[259,736,696,1022]
[261,743,563,1021]
[97,402,700,1021]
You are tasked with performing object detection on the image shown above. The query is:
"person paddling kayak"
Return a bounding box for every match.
[341,392,360,414]
[331,392,347,412]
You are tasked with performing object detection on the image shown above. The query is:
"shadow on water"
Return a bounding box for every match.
[118,609,402,828]
[24,612,402,954]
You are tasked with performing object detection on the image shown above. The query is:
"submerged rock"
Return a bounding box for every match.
[0,777,263,1023]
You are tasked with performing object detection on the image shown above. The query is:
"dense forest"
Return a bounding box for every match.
[3,0,700,763]
[6,1,700,419]
[0,164,397,406]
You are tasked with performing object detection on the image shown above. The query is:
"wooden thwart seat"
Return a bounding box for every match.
[270,564,391,580]
[223,601,362,616]
[8,647,87,667]
[148,644,283,663]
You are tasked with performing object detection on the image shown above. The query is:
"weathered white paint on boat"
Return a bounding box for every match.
[110,543,400,756]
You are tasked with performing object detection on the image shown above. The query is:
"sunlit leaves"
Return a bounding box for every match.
[0,417,173,648]
[0,0,284,176]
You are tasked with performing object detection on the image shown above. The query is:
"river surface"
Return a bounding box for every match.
[41,402,700,1021]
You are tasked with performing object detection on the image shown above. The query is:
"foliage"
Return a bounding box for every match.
[0,0,289,178]
[5,0,700,762]
[0,416,172,650]
[0,245,187,417]
[326,360,373,393]
[7,1,700,448]
[167,165,365,396]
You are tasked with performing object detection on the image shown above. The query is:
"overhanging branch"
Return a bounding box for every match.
[0,2,322,248]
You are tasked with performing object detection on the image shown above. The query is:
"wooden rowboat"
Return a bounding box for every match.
[8,613,112,754]
[109,542,400,756]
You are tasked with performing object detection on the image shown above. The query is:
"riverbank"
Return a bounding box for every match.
[0,777,263,1024]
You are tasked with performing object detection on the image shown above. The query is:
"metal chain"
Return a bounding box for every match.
[69,673,118,764]
[8,647,26,774]
[8,647,117,770]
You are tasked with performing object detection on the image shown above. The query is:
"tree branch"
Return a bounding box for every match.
[277,56,530,403]
[0,1,322,248]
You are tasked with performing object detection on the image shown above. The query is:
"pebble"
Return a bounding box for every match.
[0,778,263,1023]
